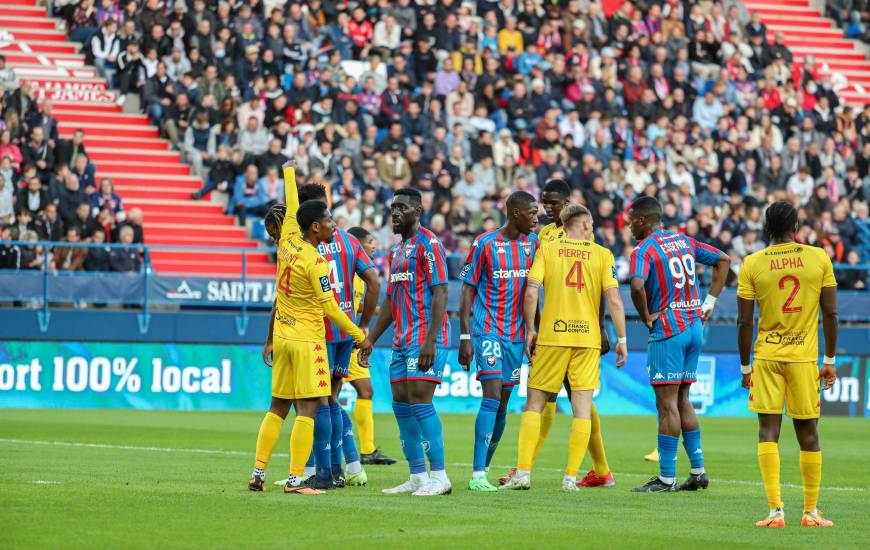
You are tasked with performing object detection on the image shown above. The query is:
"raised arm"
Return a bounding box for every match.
[281,161,300,239]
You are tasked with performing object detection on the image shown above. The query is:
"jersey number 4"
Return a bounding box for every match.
[565,261,584,292]
[278,266,292,296]
[778,275,803,314]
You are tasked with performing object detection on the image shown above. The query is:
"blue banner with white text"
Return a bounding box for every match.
[1,341,866,417]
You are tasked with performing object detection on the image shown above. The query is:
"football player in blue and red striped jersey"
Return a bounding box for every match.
[295,183,380,490]
[458,191,540,492]
[627,196,731,493]
[362,188,452,496]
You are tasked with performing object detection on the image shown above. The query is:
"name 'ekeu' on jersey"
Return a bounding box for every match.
[387,227,451,347]
[461,230,540,342]
[317,229,374,342]
[629,229,722,341]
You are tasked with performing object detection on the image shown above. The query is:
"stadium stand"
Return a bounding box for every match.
[1,0,869,289]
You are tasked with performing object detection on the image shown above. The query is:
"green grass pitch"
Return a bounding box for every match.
[1,409,868,549]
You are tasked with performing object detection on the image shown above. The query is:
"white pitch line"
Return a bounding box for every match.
[0,438,866,493]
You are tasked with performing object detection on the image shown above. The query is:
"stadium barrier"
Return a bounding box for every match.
[2,241,869,335]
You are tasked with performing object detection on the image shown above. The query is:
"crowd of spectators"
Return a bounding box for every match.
[4,0,870,289]
[0,102,145,272]
[826,0,870,42]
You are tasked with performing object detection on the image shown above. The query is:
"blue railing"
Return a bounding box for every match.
[1,240,868,335]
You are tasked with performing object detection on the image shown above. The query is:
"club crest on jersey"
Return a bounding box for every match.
[523,245,531,256]
[319,276,331,292]
[487,355,497,366]
[404,246,413,258]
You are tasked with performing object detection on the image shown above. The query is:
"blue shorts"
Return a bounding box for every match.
[389,346,449,384]
[473,335,524,386]
[327,341,354,378]
[647,319,703,385]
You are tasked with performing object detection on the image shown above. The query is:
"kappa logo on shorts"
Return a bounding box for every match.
[319,276,332,293]
[653,372,665,380]
[314,344,323,351]
[315,356,326,364]
[316,368,327,376]
[318,381,328,388]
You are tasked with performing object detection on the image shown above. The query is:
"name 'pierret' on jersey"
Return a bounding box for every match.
[387,227,450,347]
[629,229,723,341]
[461,230,540,341]
[317,229,374,343]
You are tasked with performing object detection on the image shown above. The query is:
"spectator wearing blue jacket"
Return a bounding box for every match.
[227,164,272,225]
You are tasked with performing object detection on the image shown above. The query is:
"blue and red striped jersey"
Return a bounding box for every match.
[317,228,374,343]
[629,229,723,341]
[387,227,450,347]
[460,230,539,342]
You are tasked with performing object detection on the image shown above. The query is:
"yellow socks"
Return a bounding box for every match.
[531,402,556,465]
[587,404,610,475]
[254,412,284,469]
[565,418,592,477]
[354,398,375,455]
[289,416,315,477]
[758,442,783,510]
[517,411,542,471]
[800,450,822,512]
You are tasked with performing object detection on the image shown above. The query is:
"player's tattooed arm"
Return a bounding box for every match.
[262,300,276,367]
[604,287,627,367]
[358,267,381,331]
[360,294,394,365]
[458,283,476,371]
[629,277,658,329]
[819,286,839,390]
[523,280,541,362]
[736,297,755,389]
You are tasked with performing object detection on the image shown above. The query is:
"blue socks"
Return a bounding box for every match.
[473,398,499,473]
[412,403,445,471]
[486,409,508,468]
[313,405,332,479]
[682,429,705,473]
[329,402,344,475]
[340,407,360,465]
[658,433,679,483]
[392,401,426,474]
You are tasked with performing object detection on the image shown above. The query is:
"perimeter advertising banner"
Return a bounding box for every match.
[0,342,866,417]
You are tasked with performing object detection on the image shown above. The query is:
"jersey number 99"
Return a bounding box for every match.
[669,254,696,289]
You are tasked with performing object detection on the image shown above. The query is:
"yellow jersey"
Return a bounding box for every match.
[539,222,594,244]
[352,274,364,316]
[528,236,618,348]
[737,242,836,362]
[273,169,335,342]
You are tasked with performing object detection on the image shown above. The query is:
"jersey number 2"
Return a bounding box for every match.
[565,261,584,292]
[779,275,802,314]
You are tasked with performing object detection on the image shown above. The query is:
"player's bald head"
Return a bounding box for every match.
[630,196,662,223]
[506,190,536,211]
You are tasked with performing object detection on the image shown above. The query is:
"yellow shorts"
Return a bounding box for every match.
[271,338,331,399]
[528,345,599,393]
[345,350,370,382]
[749,359,821,419]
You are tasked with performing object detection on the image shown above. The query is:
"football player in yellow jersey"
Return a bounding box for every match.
[248,161,371,494]
[500,178,620,488]
[501,204,628,492]
[345,226,397,465]
[737,201,838,528]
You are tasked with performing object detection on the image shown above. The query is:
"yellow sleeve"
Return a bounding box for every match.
[601,248,618,291]
[821,252,837,288]
[281,164,300,240]
[736,256,755,300]
[528,246,546,284]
